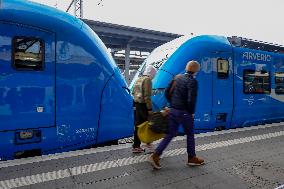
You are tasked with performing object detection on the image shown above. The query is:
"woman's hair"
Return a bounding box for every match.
[185,60,200,73]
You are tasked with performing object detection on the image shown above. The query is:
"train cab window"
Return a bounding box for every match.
[243,70,270,94]
[13,37,44,70]
[275,72,284,94]
[217,59,229,79]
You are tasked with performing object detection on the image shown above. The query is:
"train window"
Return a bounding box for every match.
[243,70,270,94]
[275,72,284,94]
[217,59,229,79]
[12,37,44,71]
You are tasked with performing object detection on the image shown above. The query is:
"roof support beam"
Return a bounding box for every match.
[124,44,130,85]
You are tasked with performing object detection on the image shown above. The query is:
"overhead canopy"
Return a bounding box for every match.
[83,19,182,52]
[82,19,183,83]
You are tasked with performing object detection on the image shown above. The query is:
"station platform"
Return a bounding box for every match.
[0,123,283,189]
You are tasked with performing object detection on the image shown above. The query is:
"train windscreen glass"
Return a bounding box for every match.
[143,36,189,71]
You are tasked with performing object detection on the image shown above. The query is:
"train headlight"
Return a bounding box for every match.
[15,130,41,144]
[19,131,33,139]
[152,88,166,96]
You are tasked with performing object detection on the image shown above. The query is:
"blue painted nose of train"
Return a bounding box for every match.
[97,69,134,143]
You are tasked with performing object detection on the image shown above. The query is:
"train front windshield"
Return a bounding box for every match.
[130,36,189,88]
[145,36,189,70]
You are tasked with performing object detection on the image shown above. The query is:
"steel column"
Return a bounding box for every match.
[124,44,130,85]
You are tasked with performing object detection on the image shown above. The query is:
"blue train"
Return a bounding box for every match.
[131,35,284,132]
[0,0,133,160]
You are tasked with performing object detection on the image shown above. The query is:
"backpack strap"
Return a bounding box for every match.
[165,74,182,101]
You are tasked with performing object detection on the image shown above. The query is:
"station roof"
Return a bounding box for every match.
[83,19,183,52]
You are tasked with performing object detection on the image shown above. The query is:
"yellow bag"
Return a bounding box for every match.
[137,121,165,143]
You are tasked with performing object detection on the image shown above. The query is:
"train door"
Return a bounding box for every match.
[0,22,55,132]
[211,52,234,129]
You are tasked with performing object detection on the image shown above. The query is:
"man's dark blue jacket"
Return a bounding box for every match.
[166,73,198,114]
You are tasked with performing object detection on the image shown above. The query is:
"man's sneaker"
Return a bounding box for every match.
[187,156,205,166]
[132,147,145,153]
[149,153,161,169]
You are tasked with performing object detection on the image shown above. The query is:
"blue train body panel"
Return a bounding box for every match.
[130,35,284,133]
[0,0,133,160]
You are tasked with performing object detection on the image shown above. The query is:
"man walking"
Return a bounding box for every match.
[149,60,204,169]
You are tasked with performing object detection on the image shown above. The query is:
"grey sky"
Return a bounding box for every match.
[32,0,284,45]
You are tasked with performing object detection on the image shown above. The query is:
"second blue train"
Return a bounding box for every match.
[131,35,284,132]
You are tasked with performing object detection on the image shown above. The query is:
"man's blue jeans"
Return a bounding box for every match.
[155,108,196,157]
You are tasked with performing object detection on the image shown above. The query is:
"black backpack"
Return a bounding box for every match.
[165,79,175,102]
[165,74,182,102]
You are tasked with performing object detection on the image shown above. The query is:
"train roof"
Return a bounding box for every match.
[157,35,232,52]
[228,36,284,54]
[155,35,284,55]
[0,0,83,33]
